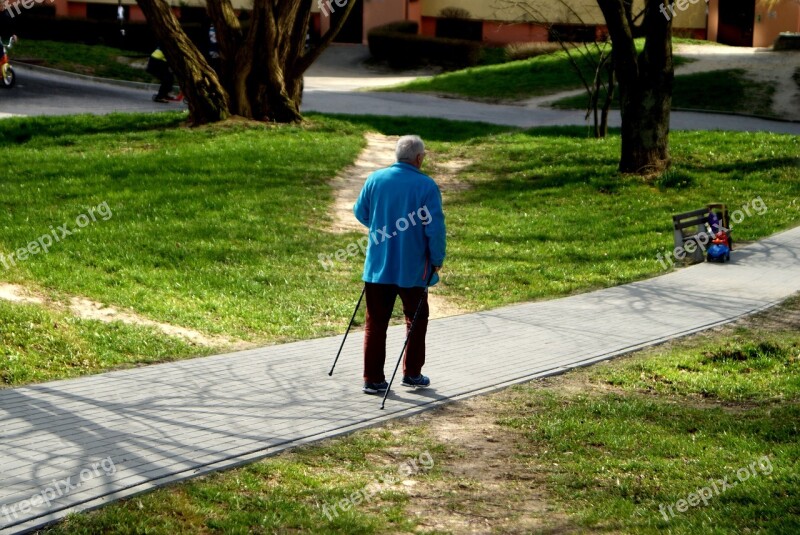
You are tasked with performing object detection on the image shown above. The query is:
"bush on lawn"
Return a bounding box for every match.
[435,7,482,41]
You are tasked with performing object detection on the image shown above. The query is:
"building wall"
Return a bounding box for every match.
[419,0,706,44]
[709,0,800,47]
[480,20,549,44]
[363,0,407,38]
[421,0,607,24]
[753,0,800,47]
[42,0,716,46]
[707,0,719,41]
[658,0,708,28]
[420,0,704,27]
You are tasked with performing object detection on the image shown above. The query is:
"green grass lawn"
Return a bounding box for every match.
[1,113,798,387]
[499,294,800,533]
[380,46,604,101]
[11,39,153,83]
[552,68,777,117]
[39,295,800,534]
[0,298,209,385]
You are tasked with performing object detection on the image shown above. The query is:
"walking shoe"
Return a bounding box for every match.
[363,380,389,395]
[401,374,430,388]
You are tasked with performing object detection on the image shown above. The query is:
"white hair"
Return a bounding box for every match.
[396,135,425,163]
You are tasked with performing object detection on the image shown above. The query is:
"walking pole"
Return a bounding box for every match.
[380,270,435,410]
[328,286,366,376]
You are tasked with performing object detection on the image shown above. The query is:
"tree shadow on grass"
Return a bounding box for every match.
[0,112,185,146]
[690,157,799,176]
[329,114,612,143]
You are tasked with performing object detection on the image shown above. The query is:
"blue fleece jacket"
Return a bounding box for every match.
[354,162,446,288]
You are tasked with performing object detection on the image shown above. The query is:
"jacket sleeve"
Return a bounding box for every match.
[424,185,446,266]
[353,178,371,228]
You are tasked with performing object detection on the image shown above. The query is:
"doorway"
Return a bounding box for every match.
[718,0,755,47]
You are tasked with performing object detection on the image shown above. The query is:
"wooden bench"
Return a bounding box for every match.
[672,204,730,263]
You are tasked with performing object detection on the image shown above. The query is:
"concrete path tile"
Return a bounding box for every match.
[1,226,799,534]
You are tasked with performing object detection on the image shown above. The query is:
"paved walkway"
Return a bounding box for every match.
[2,225,800,533]
[302,90,800,134]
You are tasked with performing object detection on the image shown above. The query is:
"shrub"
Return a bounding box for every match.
[505,42,564,61]
[436,6,481,41]
[438,7,471,19]
[368,21,483,69]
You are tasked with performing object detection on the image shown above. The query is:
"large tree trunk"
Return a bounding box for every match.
[140,0,359,124]
[206,0,360,123]
[597,0,673,174]
[136,0,229,125]
[243,0,308,122]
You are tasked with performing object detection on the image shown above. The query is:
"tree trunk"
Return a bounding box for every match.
[140,0,359,124]
[242,0,307,123]
[617,76,671,173]
[136,0,229,125]
[600,65,614,137]
[597,0,673,174]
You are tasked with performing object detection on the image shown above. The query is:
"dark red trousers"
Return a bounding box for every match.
[363,283,428,383]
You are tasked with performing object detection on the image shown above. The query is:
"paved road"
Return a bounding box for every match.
[302,89,800,133]
[2,226,799,534]
[4,63,800,135]
[0,66,178,118]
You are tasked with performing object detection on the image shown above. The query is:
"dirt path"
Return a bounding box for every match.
[328,133,470,319]
[0,282,241,348]
[329,133,397,234]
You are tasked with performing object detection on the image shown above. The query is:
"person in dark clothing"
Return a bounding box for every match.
[146,47,174,103]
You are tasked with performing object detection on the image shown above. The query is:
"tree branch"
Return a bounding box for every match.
[296,0,360,75]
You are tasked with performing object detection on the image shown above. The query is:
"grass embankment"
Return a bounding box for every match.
[42,295,800,534]
[1,113,798,386]
[382,46,607,101]
[12,39,152,83]
[382,39,696,101]
[384,41,777,116]
[552,68,777,117]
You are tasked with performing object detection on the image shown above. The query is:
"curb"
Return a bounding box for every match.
[545,99,800,125]
[670,106,800,124]
[14,61,169,93]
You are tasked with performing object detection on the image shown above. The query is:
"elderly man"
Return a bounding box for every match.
[353,135,446,395]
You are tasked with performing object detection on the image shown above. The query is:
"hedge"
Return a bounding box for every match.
[368,21,482,69]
